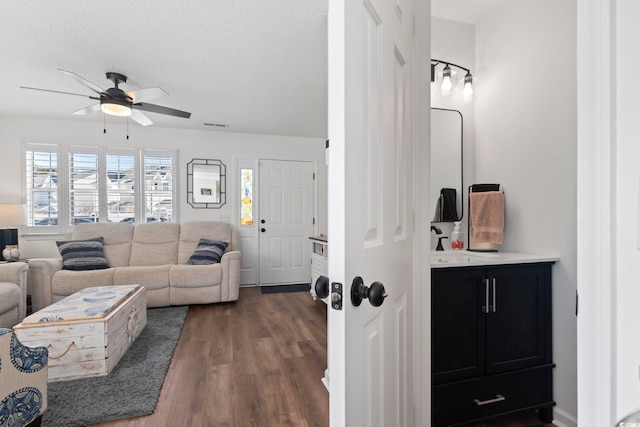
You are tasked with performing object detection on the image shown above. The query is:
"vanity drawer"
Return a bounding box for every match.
[432,366,554,427]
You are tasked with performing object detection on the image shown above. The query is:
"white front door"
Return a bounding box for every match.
[327,0,427,425]
[258,159,315,286]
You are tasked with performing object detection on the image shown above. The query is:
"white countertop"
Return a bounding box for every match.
[430,250,559,268]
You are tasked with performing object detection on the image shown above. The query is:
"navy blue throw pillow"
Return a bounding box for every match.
[187,239,228,265]
[56,237,110,271]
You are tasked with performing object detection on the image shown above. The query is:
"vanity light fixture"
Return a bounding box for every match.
[431,59,474,102]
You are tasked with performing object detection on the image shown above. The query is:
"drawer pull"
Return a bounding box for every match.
[473,394,505,406]
[482,278,490,313]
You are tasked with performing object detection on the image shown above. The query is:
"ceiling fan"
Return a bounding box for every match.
[21,69,191,126]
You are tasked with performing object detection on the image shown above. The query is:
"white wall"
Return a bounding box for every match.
[474,1,577,425]
[0,115,327,262]
[431,17,475,242]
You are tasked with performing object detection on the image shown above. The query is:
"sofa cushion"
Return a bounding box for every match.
[187,239,228,265]
[129,223,180,266]
[113,265,170,291]
[170,264,222,288]
[56,237,110,271]
[0,283,21,319]
[52,268,116,299]
[72,223,134,267]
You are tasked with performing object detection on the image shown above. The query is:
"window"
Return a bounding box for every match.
[69,151,99,224]
[144,153,174,222]
[24,144,176,232]
[106,153,135,223]
[25,146,59,226]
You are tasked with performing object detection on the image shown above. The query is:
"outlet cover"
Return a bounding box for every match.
[220,214,231,222]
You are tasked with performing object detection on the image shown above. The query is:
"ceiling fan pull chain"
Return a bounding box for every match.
[103,113,106,134]
[127,118,129,140]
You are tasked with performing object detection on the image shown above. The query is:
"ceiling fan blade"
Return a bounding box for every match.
[126,87,168,103]
[72,104,101,115]
[129,109,153,126]
[58,69,105,94]
[20,86,93,98]
[134,102,191,119]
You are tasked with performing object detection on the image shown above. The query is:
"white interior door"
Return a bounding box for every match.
[258,159,314,286]
[327,0,426,425]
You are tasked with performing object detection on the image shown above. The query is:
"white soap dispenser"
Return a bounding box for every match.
[451,221,464,250]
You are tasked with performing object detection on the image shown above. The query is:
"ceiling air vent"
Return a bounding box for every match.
[204,122,229,128]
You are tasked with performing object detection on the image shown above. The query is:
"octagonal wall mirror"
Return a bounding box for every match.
[187,159,226,208]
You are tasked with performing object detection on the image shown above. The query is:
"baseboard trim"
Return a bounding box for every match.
[553,407,577,427]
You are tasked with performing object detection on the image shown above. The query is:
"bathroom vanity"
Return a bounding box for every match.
[431,251,558,426]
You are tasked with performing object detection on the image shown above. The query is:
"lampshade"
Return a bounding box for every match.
[101,99,132,117]
[0,204,27,227]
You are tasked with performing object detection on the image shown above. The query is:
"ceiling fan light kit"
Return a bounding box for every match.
[101,98,132,117]
[21,69,191,127]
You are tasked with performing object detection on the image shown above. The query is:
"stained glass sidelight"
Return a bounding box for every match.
[240,169,253,225]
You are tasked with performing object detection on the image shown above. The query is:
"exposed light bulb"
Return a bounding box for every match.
[462,82,473,101]
[462,72,474,102]
[441,77,453,96]
[440,65,453,97]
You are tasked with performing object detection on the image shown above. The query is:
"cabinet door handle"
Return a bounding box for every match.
[491,277,497,313]
[482,278,490,313]
[474,394,505,406]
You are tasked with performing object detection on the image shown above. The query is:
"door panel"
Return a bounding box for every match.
[327,0,418,424]
[258,160,314,285]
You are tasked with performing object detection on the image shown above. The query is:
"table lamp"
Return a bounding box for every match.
[0,204,27,262]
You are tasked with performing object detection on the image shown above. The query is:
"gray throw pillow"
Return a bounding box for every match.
[56,237,110,271]
[187,239,228,265]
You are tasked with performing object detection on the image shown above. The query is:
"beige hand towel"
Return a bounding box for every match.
[470,191,504,244]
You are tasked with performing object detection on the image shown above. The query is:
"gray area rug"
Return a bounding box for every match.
[42,305,189,427]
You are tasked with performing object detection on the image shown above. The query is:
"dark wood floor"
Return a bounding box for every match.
[90,287,554,427]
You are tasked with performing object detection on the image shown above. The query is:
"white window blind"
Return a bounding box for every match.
[25,147,60,226]
[143,154,173,222]
[69,151,99,225]
[106,153,136,223]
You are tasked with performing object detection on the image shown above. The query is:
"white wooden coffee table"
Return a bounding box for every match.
[14,284,147,382]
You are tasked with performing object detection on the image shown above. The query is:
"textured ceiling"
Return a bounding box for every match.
[0,0,328,138]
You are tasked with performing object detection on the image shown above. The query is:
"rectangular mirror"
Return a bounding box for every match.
[187,159,226,208]
[431,108,463,222]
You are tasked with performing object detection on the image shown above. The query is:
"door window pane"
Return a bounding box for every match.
[240,168,253,225]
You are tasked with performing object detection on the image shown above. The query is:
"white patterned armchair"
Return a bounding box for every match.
[0,328,47,427]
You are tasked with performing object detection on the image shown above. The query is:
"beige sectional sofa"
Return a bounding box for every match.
[28,221,241,311]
